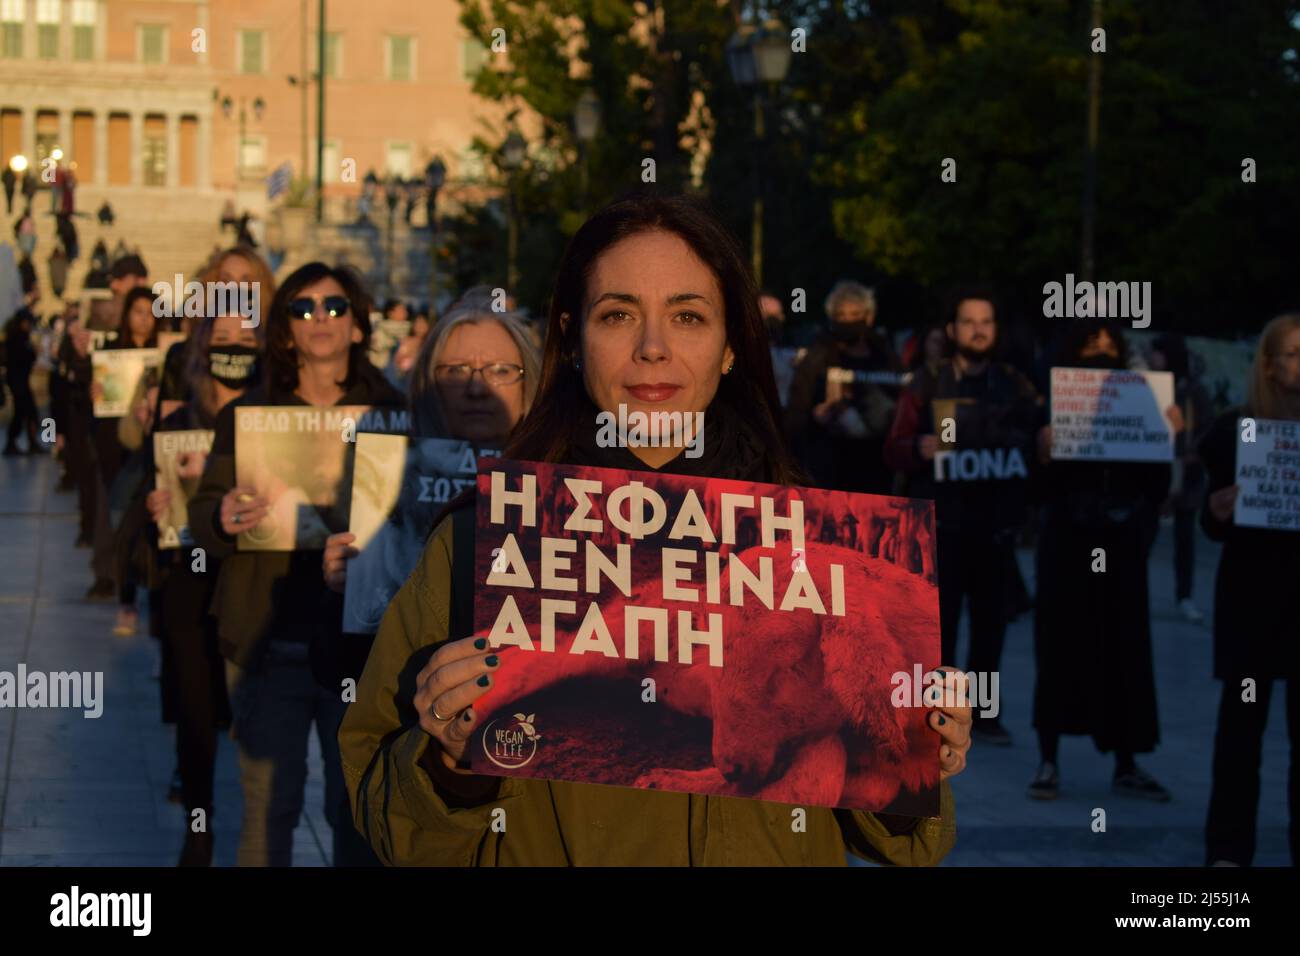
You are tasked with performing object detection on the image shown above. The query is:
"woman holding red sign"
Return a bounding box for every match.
[340,195,970,866]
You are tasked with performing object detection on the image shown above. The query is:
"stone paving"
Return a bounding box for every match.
[0,452,1290,866]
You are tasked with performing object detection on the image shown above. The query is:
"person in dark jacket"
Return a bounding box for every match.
[1200,313,1300,866]
[3,308,43,455]
[188,262,403,866]
[783,281,901,494]
[55,315,97,544]
[146,308,266,866]
[1149,333,1214,623]
[1029,320,1182,803]
[885,290,1040,745]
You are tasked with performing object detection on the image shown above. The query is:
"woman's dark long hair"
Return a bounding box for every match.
[113,287,159,348]
[503,194,800,485]
[264,261,375,394]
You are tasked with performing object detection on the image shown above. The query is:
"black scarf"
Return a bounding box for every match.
[564,392,771,483]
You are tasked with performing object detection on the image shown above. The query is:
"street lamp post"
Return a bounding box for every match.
[220,93,266,184]
[425,157,446,315]
[726,18,792,289]
[501,130,526,294]
[385,176,401,298]
[573,88,601,211]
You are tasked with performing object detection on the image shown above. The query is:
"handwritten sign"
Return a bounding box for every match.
[1234,417,1300,531]
[1050,366,1174,462]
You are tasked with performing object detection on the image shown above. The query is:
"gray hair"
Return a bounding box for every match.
[408,304,541,438]
[824,280,876,320]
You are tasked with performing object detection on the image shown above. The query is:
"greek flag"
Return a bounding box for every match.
[267,163,292,200]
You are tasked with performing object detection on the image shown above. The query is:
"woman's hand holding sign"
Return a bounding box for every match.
[926,666,973,781]
[322,532,358,593]
[415,636,501,772]
[219,485,269,536]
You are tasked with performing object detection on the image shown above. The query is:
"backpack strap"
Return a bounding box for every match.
[446,494,477,640]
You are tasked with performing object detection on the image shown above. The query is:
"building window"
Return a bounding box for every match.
[385,142,412,179]
[36,0,59,59]
[72,0,96,61]
[143,133,167,187]
[386,35,414,81]
[140,24,166,65]
[239,29,265,75]
[310,32,342,79]
[239,135,266,174]
[460,37,488,82]
[1,0,23,59]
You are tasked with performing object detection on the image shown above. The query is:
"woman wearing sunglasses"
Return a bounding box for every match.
[189,262,404,866]
[339,195,967,866]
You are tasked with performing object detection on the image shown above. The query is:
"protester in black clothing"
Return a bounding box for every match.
[97,200,115,227]
[189,262,403,866]
[884,291,1040,744]
[759,289,786,347]
[1,165,14,214]
[1029,320,1183,802]
[1148,333,1214,623]
[3,308,43,455]
[54,316,97,544]
[146,309,265,866]
[89,288,159,628]
[784,280,900,494]
[1200,313,1300,866]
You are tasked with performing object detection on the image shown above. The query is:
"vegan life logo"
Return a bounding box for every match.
[481,712,542,769]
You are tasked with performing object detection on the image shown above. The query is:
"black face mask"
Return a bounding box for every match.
[208,345,259,388]
[830,321,868,344]
[1075,353,1123,370]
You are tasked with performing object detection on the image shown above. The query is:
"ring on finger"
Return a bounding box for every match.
[431,706,454,722]
[233,512,242,525]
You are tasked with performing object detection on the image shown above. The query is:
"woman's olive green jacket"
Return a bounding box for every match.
[339,508,958,866]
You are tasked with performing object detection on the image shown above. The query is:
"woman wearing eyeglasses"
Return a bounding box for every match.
[316,301,541,779]
[188,262,404,867]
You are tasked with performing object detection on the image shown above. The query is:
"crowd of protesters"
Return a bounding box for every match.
[1,192,1296,869]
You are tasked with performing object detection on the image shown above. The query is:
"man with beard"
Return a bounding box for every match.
[885,289,1041,745]
[784,281,901,493]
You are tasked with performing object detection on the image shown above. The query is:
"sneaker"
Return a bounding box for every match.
[1177,599,1206,624]
[113,607,138,637]
[971,718,1013,747]
[85,579,115,601]
[1113,766,1172,802]
[1027,762,1059,800]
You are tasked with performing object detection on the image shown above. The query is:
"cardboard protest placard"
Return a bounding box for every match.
[343,434,497,633]
[233,405,410,550]
[91,348,161,417]
[152,429,214,549]
[468,459,943,817]
[80,290,118,335]
[1234,417,1300,531]
[1050,366,1175,462]
[368,316,410,368]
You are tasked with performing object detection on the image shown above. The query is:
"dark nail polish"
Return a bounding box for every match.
[937,714,946,725]
[463,711,473,722]
[473,638,487,650]
[477,675,490,687]
[485,655,499,667]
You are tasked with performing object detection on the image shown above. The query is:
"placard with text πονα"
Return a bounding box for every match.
[1234,417,1300,532]
[1050,366,1175,462]
[467,458,942,817]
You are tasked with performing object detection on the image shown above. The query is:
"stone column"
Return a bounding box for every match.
[93,111,107,185]
[196,112,212,190]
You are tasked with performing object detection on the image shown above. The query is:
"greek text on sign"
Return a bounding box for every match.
[1234,417,1300,531]
[1050,366,1175,462]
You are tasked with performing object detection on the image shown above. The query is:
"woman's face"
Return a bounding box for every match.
[217,254,254,285]
[435,320,525,445]
[210,314,258,350]
[288,277,359,367]
[1268,327,1300,393]
[411,315,431,339]
[578,229,733,444]
[128,298,155,344]
[1080,328,1119,359]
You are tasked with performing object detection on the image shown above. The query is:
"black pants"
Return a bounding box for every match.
[161,569,230,815]
[62,418,98,541]
[1205,677,1299,866]
[1174,507,1196,601]
[938,526,1013,685]
[5,382,38,448]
